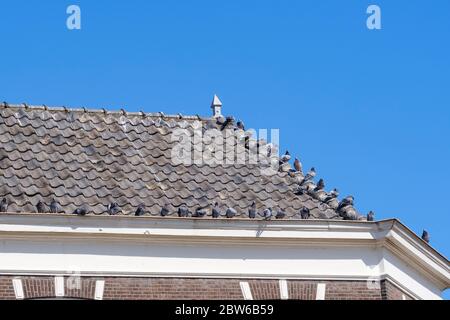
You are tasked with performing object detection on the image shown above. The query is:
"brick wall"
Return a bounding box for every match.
[103,277,243,300]
[65,277,96,300]
[381,280,413,300]
[288,280,391,300]
[0,276,15,300]
[248,280,281,300]
[323,280,382,300]
[288,280,317,300]
[0,276,415,300]
[22,277,55,299]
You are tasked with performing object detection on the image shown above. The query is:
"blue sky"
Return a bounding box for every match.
[1,0,449,297]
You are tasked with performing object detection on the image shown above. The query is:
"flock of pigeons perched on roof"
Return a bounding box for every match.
[190,113,433,245]
[0,196,432,243]
[203,115,374,222]
[0,197,302,220]
[0,107,431,244]
[273,150,374,222]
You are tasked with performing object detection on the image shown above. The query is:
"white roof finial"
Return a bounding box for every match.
[211,94,222,117]
[211,94,222,107]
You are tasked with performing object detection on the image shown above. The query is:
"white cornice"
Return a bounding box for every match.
[0,214,447,263]
[0,213,389,235]
[384,222,449,289]
[0,213,448,298]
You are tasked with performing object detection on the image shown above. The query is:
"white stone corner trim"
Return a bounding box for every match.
[279,279,289,300]
[54,276,65,297]
[316,283,326,300]
[94,280,105,300]
[12,278,24,300]
[239,282,253,300]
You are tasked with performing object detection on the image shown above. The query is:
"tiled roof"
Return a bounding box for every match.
[0,102,365,220]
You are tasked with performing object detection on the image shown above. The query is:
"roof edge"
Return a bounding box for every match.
[0,213,447,264]
[1,102,211,121]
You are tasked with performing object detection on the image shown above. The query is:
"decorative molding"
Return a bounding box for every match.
[54,276,64,297]
[240,282,253,300]
[384,231,449,289]
[95,280,105,300]
[12,278,24,300]
[0,214,448,300]
[382,275,420,300]
[316,283,326,300]
[279,280,288,300]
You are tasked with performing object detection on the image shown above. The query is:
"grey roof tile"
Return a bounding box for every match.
[0,104,356,220]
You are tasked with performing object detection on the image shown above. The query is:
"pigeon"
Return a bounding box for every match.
[300,207,310,220]
[262,208,272,220]
[36,200,46,213]
[178,205,190,217]
[221,116,235,131]
[73,207,87,216]
[244,136,251,150]
[236,120,245,130]
[49,198,60,214]
[212,202,220,218]
[275,209,286,219]
[0,198,8,213]
[160,205,169,217]
[107,202,121,215]
[301,167,316,184]
[215,115,226,125]
[294,185,307,195]
[324,188,339,202]
[314,179,325,191]
[194,207,207,218]
[367,211,375,222]
[135,204,146,216]
[248,201,257,219]
[226,207,237,218]
[421,230,430,243]
[280,151,291,163]
[294,158,302,173]
[337,196,354,211]
[267,144,272,158]
[330,188,339,197]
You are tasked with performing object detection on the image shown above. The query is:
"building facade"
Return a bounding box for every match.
[0,99,448,300]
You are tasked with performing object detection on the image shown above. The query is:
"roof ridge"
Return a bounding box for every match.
[1,102,209,121]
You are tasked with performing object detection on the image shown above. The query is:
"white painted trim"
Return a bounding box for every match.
[0,271,376,280]
[316,283,326,300]
[12,278,24,300]
[385,224,448,289]
[383,275,419,300]
[240,282,253,300]
[54,276,64,297]
[0,214,448,300]
[94,280,105,300]
[279,280,288,300]
[0,272,418,284]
